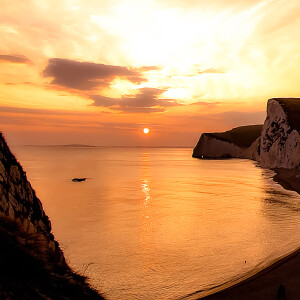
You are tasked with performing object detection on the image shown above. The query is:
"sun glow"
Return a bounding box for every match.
[1,0,300,147]
[90,1,263,69]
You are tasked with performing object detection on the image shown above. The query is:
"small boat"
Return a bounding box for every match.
[72,178,86,182]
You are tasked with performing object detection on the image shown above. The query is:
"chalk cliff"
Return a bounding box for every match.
[193,98,300,169]
[260,98,300,168]
[0,132,103,299]
[192,125,262,160]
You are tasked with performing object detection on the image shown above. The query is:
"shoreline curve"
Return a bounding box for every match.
[182,168,300,300]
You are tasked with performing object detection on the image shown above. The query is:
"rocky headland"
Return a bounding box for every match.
[0,132,104,299]
[193,98,300,170]
[193,124,262,160]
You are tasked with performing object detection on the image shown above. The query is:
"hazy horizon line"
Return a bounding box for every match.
[13,144,193,149]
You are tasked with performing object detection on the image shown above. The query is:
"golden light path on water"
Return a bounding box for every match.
[141,179,151,221]
[141,152,152,269]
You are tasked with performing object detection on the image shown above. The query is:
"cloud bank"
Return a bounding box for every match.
[43,58,146,90]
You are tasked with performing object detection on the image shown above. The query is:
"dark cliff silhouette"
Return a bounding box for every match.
[0,132,104,299]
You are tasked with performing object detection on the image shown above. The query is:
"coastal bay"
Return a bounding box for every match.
[184,168,300,300]
[12,146,300,299]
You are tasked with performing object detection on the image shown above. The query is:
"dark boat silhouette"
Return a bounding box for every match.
[72,178,86,182]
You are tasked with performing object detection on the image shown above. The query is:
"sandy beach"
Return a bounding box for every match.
[195,247,300,299]
[185,169,300,300]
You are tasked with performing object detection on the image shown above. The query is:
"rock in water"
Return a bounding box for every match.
[72,178,86,182]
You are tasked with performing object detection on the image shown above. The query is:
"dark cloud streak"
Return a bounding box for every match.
[43,58,146,90]
[0,54,31,64]
[0,106,93,116]
[91,87,182,113]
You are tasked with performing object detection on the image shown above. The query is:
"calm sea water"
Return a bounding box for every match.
[11,146,300,300]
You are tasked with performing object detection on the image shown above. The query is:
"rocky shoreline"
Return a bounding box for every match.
[273,168,300,195]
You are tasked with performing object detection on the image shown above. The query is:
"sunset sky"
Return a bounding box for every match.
[1,0,300,146]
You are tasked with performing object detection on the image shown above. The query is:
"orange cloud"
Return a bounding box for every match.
[197,68,226,75]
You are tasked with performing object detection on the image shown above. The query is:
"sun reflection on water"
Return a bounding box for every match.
[141,179,151,212]
[141,152,151,232]
[141,178,151,233]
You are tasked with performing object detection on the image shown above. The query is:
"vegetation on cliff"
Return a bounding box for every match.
[0,132,104,299]
[206,125,263,148]
[274,98,300,132]
[0,215,103,299]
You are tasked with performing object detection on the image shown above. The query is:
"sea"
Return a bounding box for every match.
[11,146,300,300]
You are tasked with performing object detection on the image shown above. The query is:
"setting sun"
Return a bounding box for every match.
[143,128,150,134]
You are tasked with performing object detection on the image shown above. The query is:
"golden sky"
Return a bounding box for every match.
[1,0,300,146]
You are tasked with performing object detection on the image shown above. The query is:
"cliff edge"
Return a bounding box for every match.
[193,98,300,169]
[192,125,262,160]
[260,98,300,168]
[0,132,104,299]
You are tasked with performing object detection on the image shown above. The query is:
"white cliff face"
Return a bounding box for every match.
[260,99,300,168]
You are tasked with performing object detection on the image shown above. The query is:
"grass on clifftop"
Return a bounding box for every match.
[207,125,263,148]
[274,98,300,132]
[0,215,104,300]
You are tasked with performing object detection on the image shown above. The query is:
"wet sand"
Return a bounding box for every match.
[186,168,300,300]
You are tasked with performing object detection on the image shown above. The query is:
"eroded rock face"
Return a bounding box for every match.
[242,137,261,161]
[260,99,300,168]
[192,126,261,160]
[0,133,63,260]
[193,134,243,158]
